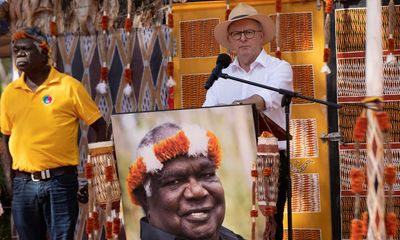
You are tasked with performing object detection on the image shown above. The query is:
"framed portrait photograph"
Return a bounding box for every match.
[111,105,267,239]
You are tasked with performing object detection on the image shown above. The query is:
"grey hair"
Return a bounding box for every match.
[143,178,152,197]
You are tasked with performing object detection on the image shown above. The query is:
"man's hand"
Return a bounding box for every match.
[232,94,266,111]
[88,117,107,143]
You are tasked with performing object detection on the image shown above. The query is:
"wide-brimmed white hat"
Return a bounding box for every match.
[214,3,276,50]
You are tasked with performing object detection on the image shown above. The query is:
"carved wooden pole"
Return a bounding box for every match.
[365,1,385,239]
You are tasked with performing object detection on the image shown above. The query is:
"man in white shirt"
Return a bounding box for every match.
[203,3,293,240]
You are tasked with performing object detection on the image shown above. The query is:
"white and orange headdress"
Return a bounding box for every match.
[127,124,222,205]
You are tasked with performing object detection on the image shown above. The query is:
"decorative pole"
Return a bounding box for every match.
[96,2,109,95]
[225,0,231,21]
[49,11,58,67]
[320,0,333,74]
[166,0,176,109]
[385,0,396,64]
[365,1,385,239]
[123,0,133,97]
[275,0,281,59]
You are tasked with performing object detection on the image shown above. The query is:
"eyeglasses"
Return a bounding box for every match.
[229,30,262,40]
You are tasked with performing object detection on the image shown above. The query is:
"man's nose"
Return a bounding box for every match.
[183,178,208,199]
[239,32,247,41]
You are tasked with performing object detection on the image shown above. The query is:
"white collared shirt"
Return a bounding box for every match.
[203,50,293,149]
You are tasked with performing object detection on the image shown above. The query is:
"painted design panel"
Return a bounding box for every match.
[181,74,208,108]
[292,65,314,104]
[270,12,314,52]
[180,19,220,58]
[290,119,318,158]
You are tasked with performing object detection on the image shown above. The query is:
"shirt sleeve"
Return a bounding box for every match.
[203,85,218,107]
[256,60,293,110]
[0,89,12,135]
[73,81,102,126]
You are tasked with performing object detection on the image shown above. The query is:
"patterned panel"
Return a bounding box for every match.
[154,63,168,110]
[139,28,155,54]
[336,6,400,239]
[58,32,79,74]
[56,46,64,73]
[338,103,364,143]
[131,33,144,104]
[335,8,366,53]
[337,57,400,97]
[96,93,113,124]
[96,31,118,123]
[118,30,133,64]
[340,149,400,192]
[181,74,208,108]
[114,29,137,114]
[141,81,153,111]
[291,173,321,212]
[341,197,400,240]
[71,41,84,82]
[336,7,400,53]
[160,69,169,109]
[120,94,136,113]
[292,65,314,104]
[290,119,318,158]
[80,35,97,65]
[180,19,220,58]
[80,35,97,96]
[339,102,400,143]
[381,6,400,50]
[50,26,169,240]
[150,37,163,86]
[108,47,123,105]
[283,229,321,240]
[89,46,101,97]
[161,25,172,56]
[270,13,313,52]
[337,57,366,97]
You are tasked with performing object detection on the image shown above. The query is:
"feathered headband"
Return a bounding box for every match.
[12,27,50,53]
[127,125,222,205]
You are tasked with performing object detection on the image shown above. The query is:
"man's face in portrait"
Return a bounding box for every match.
[146,155,225,240]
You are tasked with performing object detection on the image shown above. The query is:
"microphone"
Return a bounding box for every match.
[204,53,232,89]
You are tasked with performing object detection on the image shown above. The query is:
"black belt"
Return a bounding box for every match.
[15,166,77,181]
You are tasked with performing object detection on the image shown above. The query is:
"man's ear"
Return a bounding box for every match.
[133,186,149,213]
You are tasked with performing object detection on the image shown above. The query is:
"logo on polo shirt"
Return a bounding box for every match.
[43,95,54,105]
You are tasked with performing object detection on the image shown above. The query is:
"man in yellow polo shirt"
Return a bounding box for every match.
[0,27,106,240]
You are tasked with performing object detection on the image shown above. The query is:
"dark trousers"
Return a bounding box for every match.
[12,173,79,240]
[274,150,288,240]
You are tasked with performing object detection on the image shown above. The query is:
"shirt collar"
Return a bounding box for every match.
[231,49,268,72]
[140,217,178,240]
[13,66,60,91]
[139,217,242,240]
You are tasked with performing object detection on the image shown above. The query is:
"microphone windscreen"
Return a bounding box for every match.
[216,53,232,68]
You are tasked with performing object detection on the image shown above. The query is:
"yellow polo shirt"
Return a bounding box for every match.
[0,67,102,172]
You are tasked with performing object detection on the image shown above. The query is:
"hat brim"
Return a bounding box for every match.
[214,14,275,51]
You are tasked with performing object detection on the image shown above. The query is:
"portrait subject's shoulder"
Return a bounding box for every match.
[220,226,245,240]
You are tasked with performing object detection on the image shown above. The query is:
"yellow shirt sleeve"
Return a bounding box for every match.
[1,87,12,135]
[72,80,102,126]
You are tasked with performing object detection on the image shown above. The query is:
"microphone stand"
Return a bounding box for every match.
[220,73,340,240]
